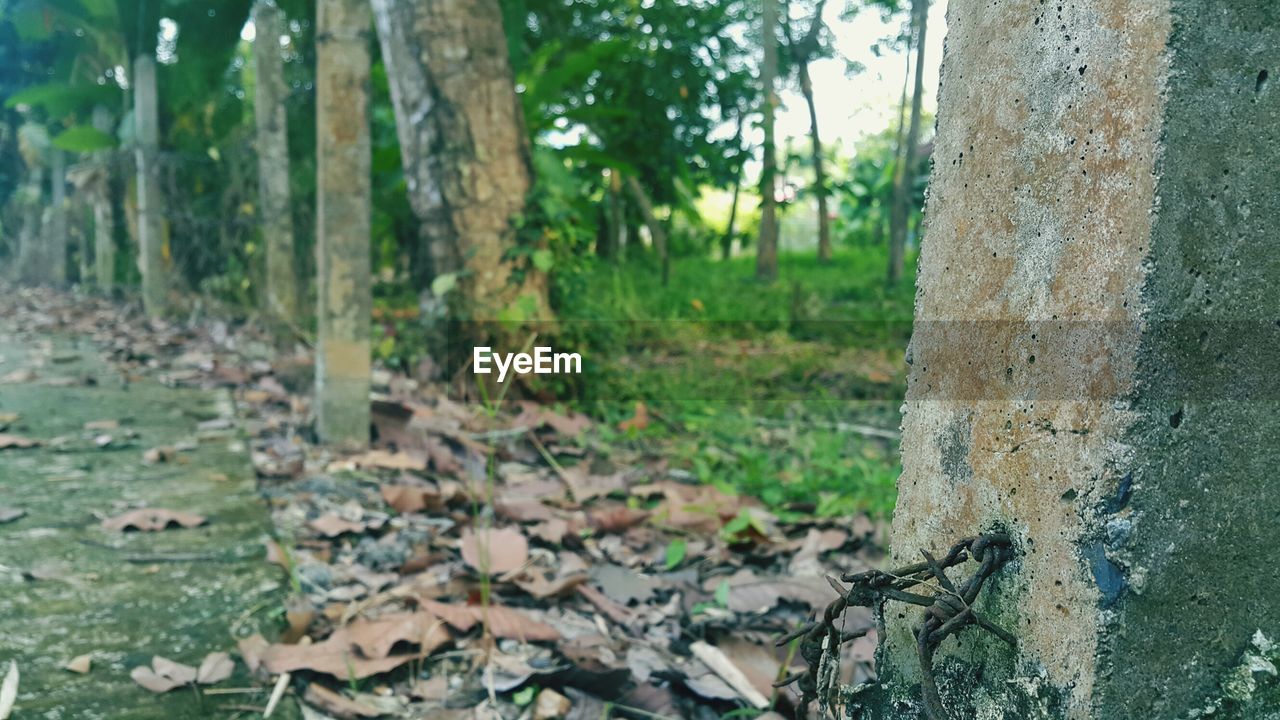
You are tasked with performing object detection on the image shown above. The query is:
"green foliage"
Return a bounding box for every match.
[664,538,687,570]
[50,124,115,151]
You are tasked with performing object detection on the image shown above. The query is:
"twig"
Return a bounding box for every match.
[690,640,769,709]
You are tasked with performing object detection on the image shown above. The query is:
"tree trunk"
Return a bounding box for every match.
[887,0,927,286]
[315,0,372,447]
[253,0,299,323]
[722,173,741,261]
[798,61,830,264]
[133,53,165,316]
[371,0,549,325]
[600,170,623,261]
[872,3,1280,719]
[755,0,779,283]
[624,175,669,286]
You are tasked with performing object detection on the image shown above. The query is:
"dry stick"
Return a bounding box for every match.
[690,640,769,709]
[263,637,308,717]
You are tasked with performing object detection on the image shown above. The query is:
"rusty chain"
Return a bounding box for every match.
[775,532,1016,720]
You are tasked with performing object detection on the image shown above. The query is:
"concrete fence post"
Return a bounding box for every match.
[870,2,1279,719]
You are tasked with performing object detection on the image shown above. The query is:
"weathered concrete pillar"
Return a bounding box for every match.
[314,0,371,446]
[91,105,116,292]
[871,3,1280,719]
[133,53,165,317]
[46,148,67,286]
[253,0,299,323]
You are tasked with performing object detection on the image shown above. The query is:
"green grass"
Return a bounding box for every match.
[568,246,917,519]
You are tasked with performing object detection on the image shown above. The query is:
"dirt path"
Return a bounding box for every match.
[0,327,290,718]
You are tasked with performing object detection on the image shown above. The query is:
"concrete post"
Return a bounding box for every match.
[91,105,116,292]
[253,0,299,323]
[47,148,67,285]
[133,53,165,317]
[870,3,1280,719]
[314,0,371,447]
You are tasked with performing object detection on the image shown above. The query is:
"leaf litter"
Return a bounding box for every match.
[1,286,889,719]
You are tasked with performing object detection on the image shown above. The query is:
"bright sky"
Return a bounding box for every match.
[774,0,948,148]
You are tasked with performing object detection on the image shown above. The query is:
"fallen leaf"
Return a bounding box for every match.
[533,687,572,720]
[0,434,39,450]
[303,684,382,719]
[130,666,182,694]
[587,503,649,533]
[0,508,25,524]
[419,600,559,642]
[262,612,448,680]
[142,446,176,464]
[196,652,234,684]
[460,526,528,574]
[0,413,19,425]
[237,634,269,675]
[84,419,120,431]
[309,514,367,537]
[64,654,92,674]
[513,570,588,599]
[380,480,441,514]
[131,656,197,693]
[0,661,16,719]
[152,656,197,684]
[617,401,649,432]
[102,508,206,532]
[561,465,626,503]
[350,449,427,472]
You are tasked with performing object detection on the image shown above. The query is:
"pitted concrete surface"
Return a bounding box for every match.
[877,1,1279,719]
[0,328,289,718]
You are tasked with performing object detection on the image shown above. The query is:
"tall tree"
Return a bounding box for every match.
[133,52,165,315]
[756,0,780,283]
[887,0,927,286]
[314,0,371,446]
[253,0,299,324]
[624,175,670,286]
[372,0,550,326]
[784,0,832,263]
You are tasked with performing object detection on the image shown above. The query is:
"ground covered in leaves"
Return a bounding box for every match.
[0,287,889,720]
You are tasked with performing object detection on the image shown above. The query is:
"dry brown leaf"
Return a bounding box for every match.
[131,666,181,694]
[494,498,556,523]
[561,465,626,503]
[262,610,447,681]
[237,634,269,675]
[64,654,92,674]
[303,684,382,719]
[142,446,176,464]
[196,652,234,684]
[350,449,427,472]
[309,514,367,537]
[131,656,197,693]
[0,434,39,450]
[102,508,206,532]
[513,402,592,437]
[380,480,441,514]
[418,600,559,642]
[587,504,649,533]
[617,401,650,432]
[459,526,528,574]
[528,518,570,545]
[513,571,588,599]
[533,688,572,720]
